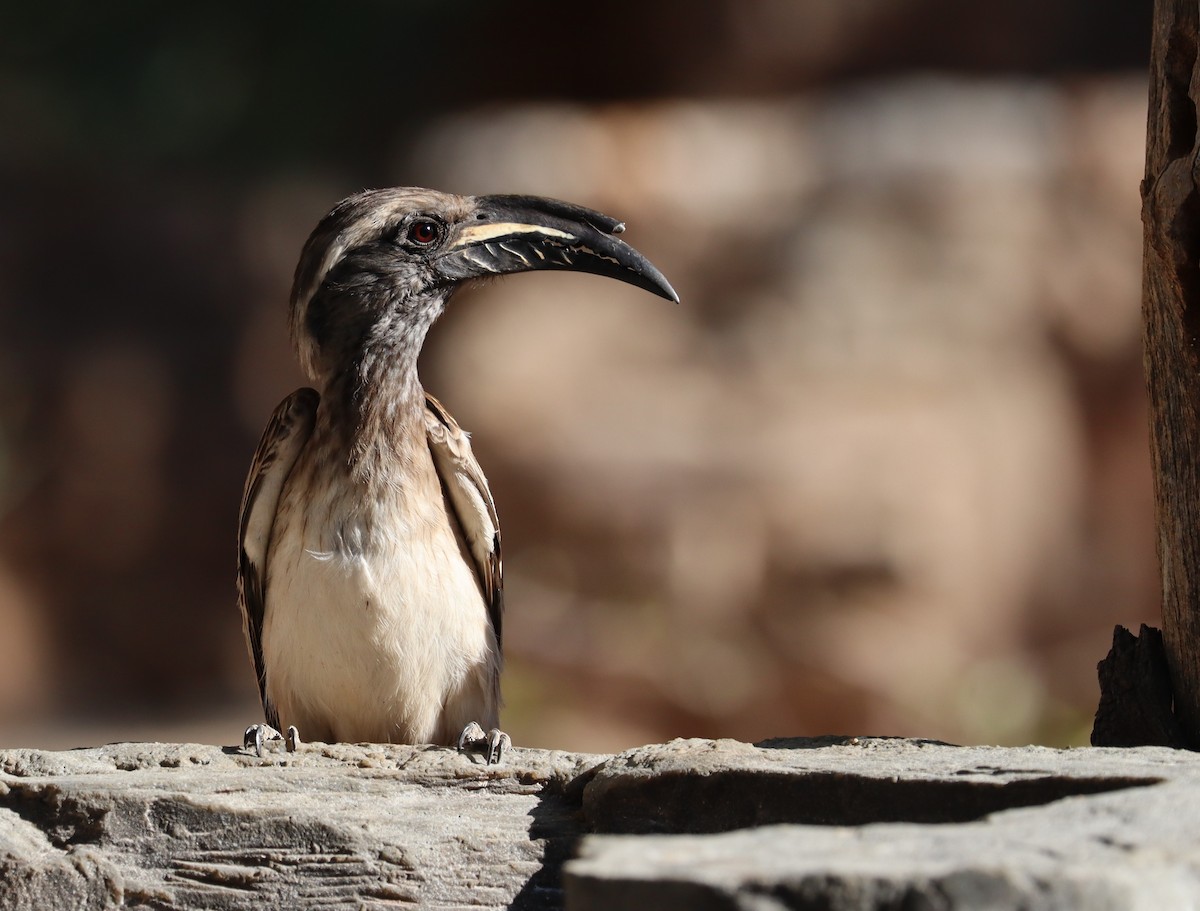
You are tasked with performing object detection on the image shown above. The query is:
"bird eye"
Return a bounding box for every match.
[406,219,441,247]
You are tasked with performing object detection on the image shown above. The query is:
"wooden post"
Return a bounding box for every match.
[1142,0,1200,745]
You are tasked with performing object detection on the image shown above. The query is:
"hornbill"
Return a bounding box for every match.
[237,188,678,763]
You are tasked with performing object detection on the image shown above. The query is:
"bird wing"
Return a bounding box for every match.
[237,387,320,727]
[424,393,505,649]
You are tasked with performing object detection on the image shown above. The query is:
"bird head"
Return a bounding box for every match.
[289,187,678,383]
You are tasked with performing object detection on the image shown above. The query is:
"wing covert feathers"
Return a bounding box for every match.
[236,387,319,726]
[424,394,505,649]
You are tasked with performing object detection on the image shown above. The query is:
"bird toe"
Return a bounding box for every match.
[243,723,284,757]
[457,721,486,752]
[485,729,511,765]
[457,722,510,764]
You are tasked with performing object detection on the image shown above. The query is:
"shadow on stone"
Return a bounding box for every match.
[580,739,1165,835]
[509,791,585,911]
[0,781,109,847]
[585,768,1161,834]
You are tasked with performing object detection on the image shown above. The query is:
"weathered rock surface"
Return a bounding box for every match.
[0,740,597,910]
[571,738,1200,910]
[1,737,1197,909]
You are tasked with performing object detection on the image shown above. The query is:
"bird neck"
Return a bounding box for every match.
[324,334,430,478]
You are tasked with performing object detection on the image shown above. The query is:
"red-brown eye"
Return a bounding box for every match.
[407,219,440,246]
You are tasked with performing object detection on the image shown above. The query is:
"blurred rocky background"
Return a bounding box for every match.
[0,0,1155,751]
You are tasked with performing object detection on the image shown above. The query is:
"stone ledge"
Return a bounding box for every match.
[0,738,1194,909]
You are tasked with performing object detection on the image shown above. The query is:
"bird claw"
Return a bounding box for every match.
[457,722,511,765]
[243,723,302,757]
[243,723,281,757]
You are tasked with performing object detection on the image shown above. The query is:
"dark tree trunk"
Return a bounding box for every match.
[1092,625,1186,746]
[1131,0,1200,746]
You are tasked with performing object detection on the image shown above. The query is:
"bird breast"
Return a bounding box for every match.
[261,441,498,745]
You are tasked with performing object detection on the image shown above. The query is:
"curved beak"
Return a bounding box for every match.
[435,194,679,303]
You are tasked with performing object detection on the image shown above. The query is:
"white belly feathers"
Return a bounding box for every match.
[261,453,499,746]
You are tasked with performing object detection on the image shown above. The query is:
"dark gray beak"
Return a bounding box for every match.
[435,194,679,302]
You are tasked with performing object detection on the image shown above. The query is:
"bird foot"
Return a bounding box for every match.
[243,724,301,757]
[457,722,511,765]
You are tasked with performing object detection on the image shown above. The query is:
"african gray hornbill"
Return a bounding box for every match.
[237,188,678,762]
